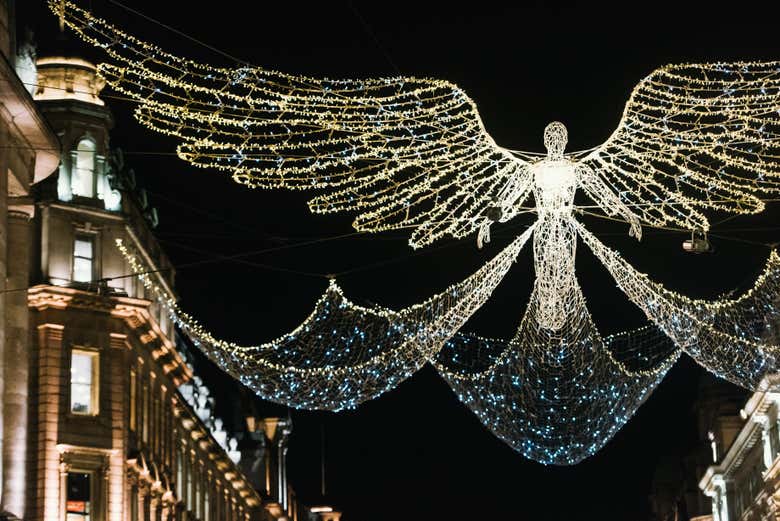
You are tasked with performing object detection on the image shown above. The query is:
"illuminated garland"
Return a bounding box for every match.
[57,1,780,463]
[435,292,679,465]
[577,222,780,389]
[117,227,532,411]
[49,1,780,247]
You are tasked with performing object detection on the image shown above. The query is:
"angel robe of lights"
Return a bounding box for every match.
[54,0,780,464]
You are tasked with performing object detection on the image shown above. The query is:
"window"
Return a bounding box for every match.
[66,472,92,521]
[186,457,193,506]
[176,447,184,501]
[73,236,94,283]
[70,350,99,415]
[204,482,210,521]
[73,139,96,197]
[129,369,136,431]
[142,380,149,443]
[153,391,160,453]
[130,484,138,521]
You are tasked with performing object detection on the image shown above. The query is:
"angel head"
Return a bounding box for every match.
[543,122,568,159]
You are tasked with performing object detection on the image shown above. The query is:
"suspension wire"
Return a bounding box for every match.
[157,231,367,268]
[144,188,281,239]
[106,0,252,66]
[158,239,328,279]
[3,211,773,295]
[579,209,778,249]
[347,2,401,76]
[0,266,171,295]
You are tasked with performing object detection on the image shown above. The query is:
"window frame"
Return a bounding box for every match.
[72,234,96,284]
[129,368,137,431]
[69,348,100,416]
[72,137,97,198]
[60,451,109,521]
[65,470,94,521]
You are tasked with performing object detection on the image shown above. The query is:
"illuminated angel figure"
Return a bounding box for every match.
[477,121,645,329]
[54,1,780,464]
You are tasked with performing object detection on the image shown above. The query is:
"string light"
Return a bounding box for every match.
[55,0,780,463]
[116,227,533,411]
[48,1,780,245]
[577,222,780,390]
[435,301,679,465]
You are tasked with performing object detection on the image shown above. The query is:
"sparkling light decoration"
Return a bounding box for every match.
[117,227,533,411]
[435,307,679,464]
[577,223,780,389]
[56,1,780,464]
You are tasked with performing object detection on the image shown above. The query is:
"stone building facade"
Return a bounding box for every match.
[0,2,340,520]
[0,0,60,518]
[699,374,780,521]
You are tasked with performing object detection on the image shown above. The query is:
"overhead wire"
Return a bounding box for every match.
[106,0,252,66]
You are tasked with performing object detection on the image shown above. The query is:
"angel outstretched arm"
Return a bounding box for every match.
[477,164,533,248]
[576,163,642,240]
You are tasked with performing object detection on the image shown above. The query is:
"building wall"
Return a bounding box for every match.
[26,285,264,521]
[700,374,780,521]
[19,54,270,521]
[0,8,338,520]
[0,1,59,518]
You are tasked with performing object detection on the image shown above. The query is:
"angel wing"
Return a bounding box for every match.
[50,1,528,249]
[583,61,780,231]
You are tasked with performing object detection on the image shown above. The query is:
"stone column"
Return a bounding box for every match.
[277,420,291,511]
[108,333,128,521]
[34,323,64,521]
[2,207,32,517]
[138,485,147,521]
[238,417,267,495]
[58,461,70,521]
[0,123,9,507]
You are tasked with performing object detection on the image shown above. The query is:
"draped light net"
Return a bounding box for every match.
[117,226,532,411]
[435,297,679,465]
[56,0,780,464]
[577,222,780,389]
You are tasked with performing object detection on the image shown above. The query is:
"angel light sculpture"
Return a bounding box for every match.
[53,1,780,464]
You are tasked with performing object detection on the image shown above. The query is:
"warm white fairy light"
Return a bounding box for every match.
[57,0,780,463]
[116,227,532,411]
[577,222,780,390]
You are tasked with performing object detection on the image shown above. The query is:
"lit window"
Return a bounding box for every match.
[142,382,149,443]
[204,485,210,521]
[176,447,184,500]
[73,237,94,283]
[129,369,136,431]
[186,457,193,506]
[73,139,96,197]
[70,350,98,415]
[65,472,91,521]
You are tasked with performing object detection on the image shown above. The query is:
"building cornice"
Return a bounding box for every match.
[28,284,192,385]
[44,201,125,222]
[700,375,780,493]
[169,392,263,508]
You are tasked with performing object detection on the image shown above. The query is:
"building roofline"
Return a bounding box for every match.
[0,51,60,183]
[700,375,780,493]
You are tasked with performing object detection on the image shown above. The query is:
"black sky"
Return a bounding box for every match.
[17,1,780,520]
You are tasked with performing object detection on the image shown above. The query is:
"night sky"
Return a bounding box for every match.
[17,1,780,519]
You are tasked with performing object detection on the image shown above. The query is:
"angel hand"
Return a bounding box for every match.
[477,221,492,249]
[628,218,642,241]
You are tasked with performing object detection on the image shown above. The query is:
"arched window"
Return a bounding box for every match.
[72,138,96,197]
